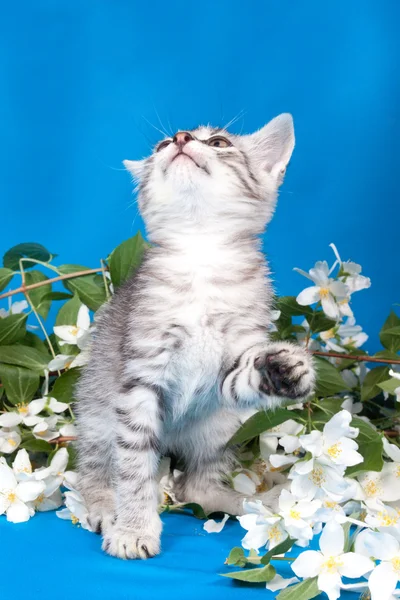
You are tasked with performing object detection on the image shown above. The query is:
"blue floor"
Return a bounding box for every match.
[1,511,359,600]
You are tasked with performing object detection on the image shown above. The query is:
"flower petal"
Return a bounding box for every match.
[338,552,374,578]
[48,397,69,413]
[319,520,344,557]
[297,286,321,306]
[241,524,270,551]
[0,462,17,490]
[53,325,78,344]
[233,473,257,495]
[12,449,32,476]
[291,550,324,578]
[368,561,398,600]
[16,480,45,502]
[6,499,32,523]
[48,355,73,371]
[203,513,229,533]
[0,412,22,427]
[28,398,46,415]
[265,574,299,592]
[321,294,339,320]
[317,571,342,600]
[76,304,90,331]
[355,530,399,561]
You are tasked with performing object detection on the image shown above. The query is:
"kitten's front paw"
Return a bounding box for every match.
[102,527,161,559]
[255,342,315,400]
[87,504,114,535]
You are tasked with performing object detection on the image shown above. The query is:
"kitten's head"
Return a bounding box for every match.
[124,114,294,241]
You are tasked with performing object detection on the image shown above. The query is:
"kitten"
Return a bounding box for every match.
[75,114,315,560]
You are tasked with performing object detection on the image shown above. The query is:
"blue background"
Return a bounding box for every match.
[0,511,360,600]
[1,0,399,350]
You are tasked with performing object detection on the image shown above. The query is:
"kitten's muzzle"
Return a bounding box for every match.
[173,131,194,147]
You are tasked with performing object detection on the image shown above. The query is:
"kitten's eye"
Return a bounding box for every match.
[156,140,172,152]
[206,136,232,148]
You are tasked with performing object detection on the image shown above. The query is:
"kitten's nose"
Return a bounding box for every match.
[173,131,194,147]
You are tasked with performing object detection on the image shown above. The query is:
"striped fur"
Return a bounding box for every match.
[75,114,315,559]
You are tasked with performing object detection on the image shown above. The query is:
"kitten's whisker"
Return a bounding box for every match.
[153,105,171,138]
[223,109,246,132]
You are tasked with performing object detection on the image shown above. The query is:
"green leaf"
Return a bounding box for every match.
[3,242,53,270]
[228,408,296,445]
[42,291,73,301]
[108,232,147,288]
[0,364,39,404]
[21,438,53,454]
[0,313,27,345]
[0,267,14,291]
[180,502,209,519]
[58,265,107,311]
[361,366,390,402]
[0,345,49,373]
[374,350,400,361]
[24,270,52,318]
[306,312,337,335]
[226,547,247,567]
[221,564,276,583]
[51,368,81,404]
[276,577,319,600]
[378,378,400,394]
[261,537,296,565]
[346,418,384,477]
[277,296,313,318]
[380,311,400,353]
[314,356,349,397]
[20,331,50,355]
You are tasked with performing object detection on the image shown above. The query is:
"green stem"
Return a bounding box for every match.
[100,259,111,300]
[19,257,59,274]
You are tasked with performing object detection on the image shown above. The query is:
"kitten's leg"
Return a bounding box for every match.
[102,384,163,560]
[76,398,115,535]
[169,411,286,516]
[221,341,315,410]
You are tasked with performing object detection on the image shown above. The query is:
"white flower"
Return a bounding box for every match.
[292,520,374,600]
[364,502,400,531]
[59,423,77,437]
[329,243,371,294]
[278,489,321,542]
[355,530,400,600]
[389,370,400,402]
[357,463,400,508]
[35,448,69,495]
[204,513,230,533]
[0,299,29,318]
[0,428,21,454]
[56,489,92,531]
[289,457,351,501]
[0,398,47,428]
[53,304,91,349]
[32,415,59,441]
[48,350,89,371]
[341,396,363,414]
[260,419,303,460]
[337,317,368,349]
[294,261,348,320]
[299,410,362,468]
[0,457,45,522]
[237,499,287,551]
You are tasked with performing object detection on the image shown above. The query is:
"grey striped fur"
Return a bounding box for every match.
[75,114,315,559]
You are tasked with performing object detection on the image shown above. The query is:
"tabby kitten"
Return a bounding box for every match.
[76,114,315,560]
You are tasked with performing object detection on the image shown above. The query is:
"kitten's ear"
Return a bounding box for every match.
[123,159,146,181]
[245,113,295,180]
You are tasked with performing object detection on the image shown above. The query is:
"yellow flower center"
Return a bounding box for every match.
[256,481,269,493]
[309,466,326,487]
[35,493,45,506]
[377,511,398,527]
[327,442,342,460]
[324,328,336,339]
[396,466,400,478]
[70,326,79,336]
[289,509,301,520]
[392,556,400,574]
[17,403,29,415]
[7,491,17,503]
[268,525,282,543]
[322,556,344,574]
[319,287,330,299]
[6,438,17,447]
[71,515,79,525]
[324,500,338,509]
[338,298,349,306]
[364,479,380,498]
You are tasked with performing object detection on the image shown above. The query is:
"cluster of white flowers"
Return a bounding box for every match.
[205,410,400,599]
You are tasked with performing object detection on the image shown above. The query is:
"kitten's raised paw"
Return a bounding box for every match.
[255,342,315,400]
[102,528,161,560]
